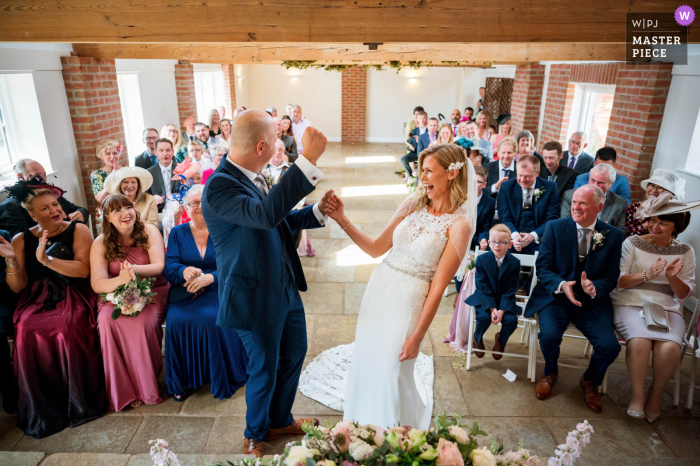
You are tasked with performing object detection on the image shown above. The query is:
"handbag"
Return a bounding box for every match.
[46,242,73,261]
[642,302,670,333]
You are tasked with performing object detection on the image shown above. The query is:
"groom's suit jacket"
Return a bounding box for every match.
[202,158,325,331]
[524,217,624,322]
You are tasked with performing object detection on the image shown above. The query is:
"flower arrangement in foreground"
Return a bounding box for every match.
[176,415,595,466]
[150,439,180,466]
[102,275,157,319]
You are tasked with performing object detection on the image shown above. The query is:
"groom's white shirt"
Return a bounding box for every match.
[227,154,328,226]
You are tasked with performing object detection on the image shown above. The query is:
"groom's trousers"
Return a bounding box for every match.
[235,280,307,440]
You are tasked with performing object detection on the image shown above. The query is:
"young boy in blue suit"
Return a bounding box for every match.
[466,224,521,359]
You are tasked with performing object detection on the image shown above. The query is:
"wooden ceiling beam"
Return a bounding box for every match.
[1,1,697,43]
[71,42,626,64]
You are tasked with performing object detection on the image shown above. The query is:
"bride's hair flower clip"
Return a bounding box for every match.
[445,162,465,172]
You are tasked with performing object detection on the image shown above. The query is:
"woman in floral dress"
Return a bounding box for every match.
[90,139,123,234]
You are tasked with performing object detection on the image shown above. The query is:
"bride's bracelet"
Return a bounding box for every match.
[341,220,352,232]
[643,269,649,283]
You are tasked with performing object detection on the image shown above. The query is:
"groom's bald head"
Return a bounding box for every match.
[228,109,277,172]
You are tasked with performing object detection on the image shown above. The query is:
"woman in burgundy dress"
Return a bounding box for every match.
[0,181,105,438]
[90,194,169,411]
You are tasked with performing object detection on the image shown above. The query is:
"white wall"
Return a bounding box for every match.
[247,64,342,141]
[234,64,251,109]
[0,44,85,208]
[653,48,700,305]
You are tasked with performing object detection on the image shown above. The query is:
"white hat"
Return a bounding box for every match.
[634,191,700,219]
[104,167,153,194]
[640,168,686,202]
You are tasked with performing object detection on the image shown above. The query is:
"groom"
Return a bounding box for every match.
[202,109,335,457]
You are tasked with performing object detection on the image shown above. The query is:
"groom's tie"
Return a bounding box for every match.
[253,173,268,196]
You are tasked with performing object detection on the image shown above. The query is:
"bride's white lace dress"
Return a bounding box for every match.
[299,198,466,429]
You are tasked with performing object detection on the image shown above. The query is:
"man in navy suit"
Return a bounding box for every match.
[497,155,559,255]
[134,128,159,169]
[483,138,517,199]
[560,131,594,174]
[524,185,623,413]
[202,110,335,457]
[472,165,496,251]
[416,117,439,154]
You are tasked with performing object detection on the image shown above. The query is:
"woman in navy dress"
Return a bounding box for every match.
[163,184,247,400]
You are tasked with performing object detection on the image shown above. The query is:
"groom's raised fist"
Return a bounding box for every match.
[301,127,327,164]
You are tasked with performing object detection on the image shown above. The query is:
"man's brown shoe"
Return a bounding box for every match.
[473,338,485,358]
[580,376,603,413]
[492,333,505,360]
[535,374,558,400]
[244,438,263,458]
[264,418,320,441]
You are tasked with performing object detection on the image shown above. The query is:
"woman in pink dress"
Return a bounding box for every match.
[90,194,169,410]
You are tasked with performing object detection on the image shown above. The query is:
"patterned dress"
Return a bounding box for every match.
[90,169,109,234]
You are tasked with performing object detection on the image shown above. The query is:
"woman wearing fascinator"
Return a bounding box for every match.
[162,157,202,247]
[0,180,106,438]
[626,168,687,237]
[298,144,476,429]
[612,172,698,423]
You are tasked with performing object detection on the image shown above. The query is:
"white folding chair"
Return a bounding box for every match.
[465,248,539,383]
[680,299,700,408]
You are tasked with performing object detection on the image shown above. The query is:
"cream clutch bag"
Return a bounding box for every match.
[643,303,670,333]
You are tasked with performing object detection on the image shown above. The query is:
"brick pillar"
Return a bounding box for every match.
[174,62,197,130]
[510,64,545,143]
[61,56,127,228]
[605,63,673,201]
[341,66,367,142]
[539,65,575,149]
[222,64,237,116]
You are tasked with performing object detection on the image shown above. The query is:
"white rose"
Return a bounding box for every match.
[470,448,497,466]
[261,169,270,178]
[111,298,119,305]
[285,444,319,466]
[449,425,469,445]
[105,293,115,302]
[348,440,375,461]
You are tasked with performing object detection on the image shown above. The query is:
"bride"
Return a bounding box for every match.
[301,144,476,429]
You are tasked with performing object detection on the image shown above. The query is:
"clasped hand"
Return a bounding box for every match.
[182,266,213,293]
[513,233,534,251]
[561,272,596,307]
[118,261,136,286]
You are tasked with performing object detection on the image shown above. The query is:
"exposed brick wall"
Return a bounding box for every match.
[341,66,367,142]
[605,64,673,201]
[510,64,545,141]
[222,64,237,117]
[61,56,127,229]
[174,62,197,131]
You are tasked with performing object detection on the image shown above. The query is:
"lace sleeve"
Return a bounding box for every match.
[392,193,420,219]
[447,217,472,266]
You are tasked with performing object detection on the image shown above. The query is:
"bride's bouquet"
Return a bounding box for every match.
[101,275,157,320]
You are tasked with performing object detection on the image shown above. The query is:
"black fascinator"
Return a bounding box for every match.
[5,178,65,205]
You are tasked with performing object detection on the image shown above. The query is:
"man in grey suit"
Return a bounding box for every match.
[560,131,594,174]
[560,164,626,232]
[146,138,181,213]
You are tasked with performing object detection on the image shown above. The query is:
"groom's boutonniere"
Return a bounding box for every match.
[533,187,546,201]
[592,230,609,250]
[261,168,275,189]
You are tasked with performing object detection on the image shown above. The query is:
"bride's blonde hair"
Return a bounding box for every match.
[414,144,469,212]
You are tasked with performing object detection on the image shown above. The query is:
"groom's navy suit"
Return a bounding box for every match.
[524,218,623,386]
[202,157,326,440]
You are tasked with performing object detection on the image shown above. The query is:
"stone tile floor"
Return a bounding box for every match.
[1,142,699,465]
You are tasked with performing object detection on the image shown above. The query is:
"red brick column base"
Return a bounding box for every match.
[341,66,367,143]
[222,64,237,117]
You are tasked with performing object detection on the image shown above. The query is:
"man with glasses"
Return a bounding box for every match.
[135,128,159,169]
[539,141,578,200]
[572,147,632,204]
[560,131,594,174]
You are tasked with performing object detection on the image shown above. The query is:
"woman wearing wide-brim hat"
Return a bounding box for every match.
[613,190,699,423]
[103,167,158,227]
[626,168,687,237]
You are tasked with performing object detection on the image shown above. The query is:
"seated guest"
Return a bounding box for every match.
[560,164,626,232]
[573,147,632,204]
[489,113,513,159]
[483,138,517,198]
[0,159,88,237]
[612,193,698,422]
[266,107,277,117]
[220,118,233,146]
[560,131,594,174]
[2,181,106,437]
[459,121,494,160]
[147,138,180,213]
[90,194,169,410]
[525,185,624,413]
[203,149,226,185]
[475,112,492,142]
[164,185,248,401]
[266,139,291,184]
[450,109,461,136]
[163,158,202,246]
[208,108,221,138]
[281,115,294,138]
[135,128,159,169]
[193,122,213,154]
[405,106,425,141]
[188,140,214,171]
[403,111,428,179]
[627,169,686,237]
[290,105,312,155]
[539,141,578,199]
[497,155,559,254]
[104,167,158,227]
[453,138,483,168]
[467,224,521,360]
[469,146,491,167]
[472,166,496,251]
[515,130,545,169]
[0,228,18,415]
[417,117,439,154]
[91,139,124,235]
[431,124,454,145]
[161,123,188,164]
[181,117,196,143]
[459,106,474,123]
[274,117,298,162]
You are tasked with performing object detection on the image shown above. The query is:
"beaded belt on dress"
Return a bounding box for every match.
[382,260,432,282]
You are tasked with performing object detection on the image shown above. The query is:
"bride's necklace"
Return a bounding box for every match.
[650,236,672,252]
[189,222,208,248]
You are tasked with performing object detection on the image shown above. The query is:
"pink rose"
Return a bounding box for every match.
[436,438,465,466]
[331,422,353,453]
[373,427,387,447]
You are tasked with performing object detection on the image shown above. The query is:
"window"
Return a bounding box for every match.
[193,70,225,123]
[684,107,700,176]
[0,93,13,176]
[117,73,146,164]
[568,84,615,156]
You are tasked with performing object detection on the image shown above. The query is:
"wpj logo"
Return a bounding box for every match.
[625,9,690,64]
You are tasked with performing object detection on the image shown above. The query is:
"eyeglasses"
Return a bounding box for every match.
[187,201,201,208]
[489,240,511,246]
[647,183,666,193]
